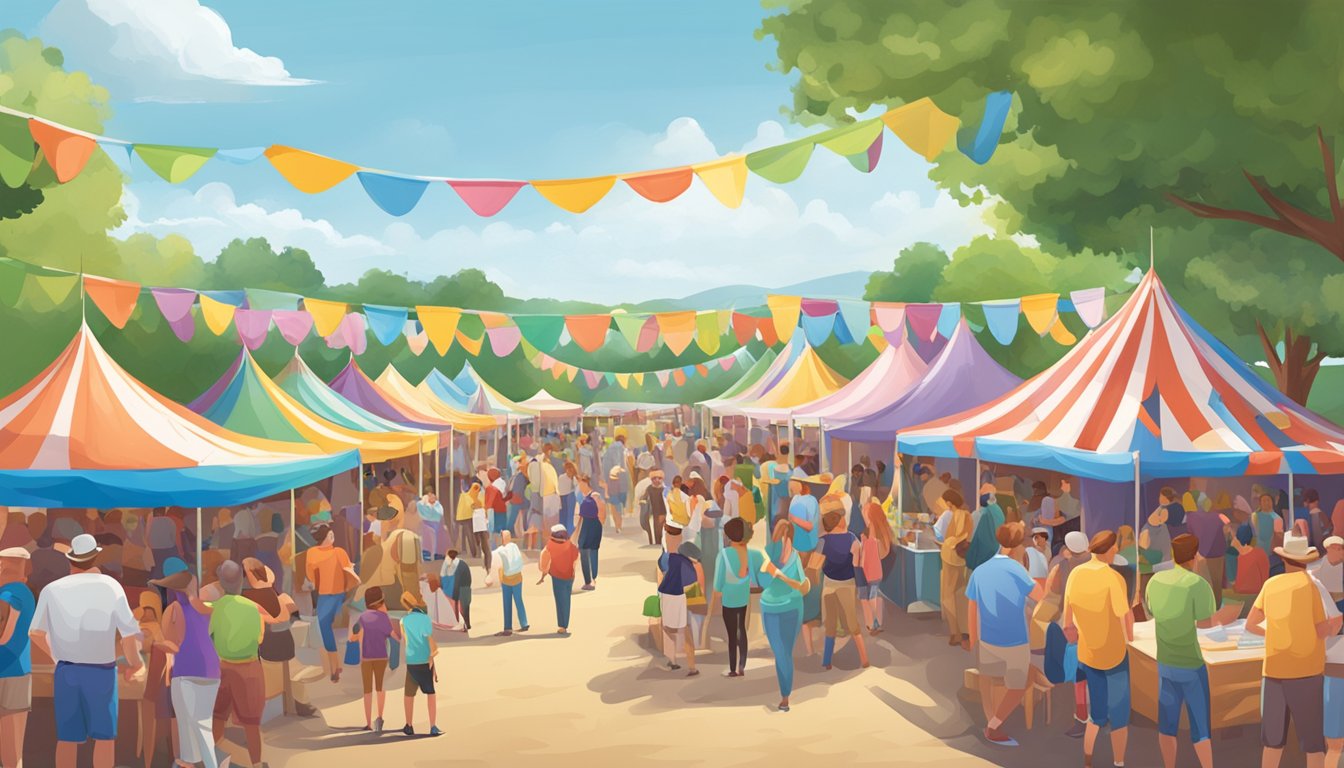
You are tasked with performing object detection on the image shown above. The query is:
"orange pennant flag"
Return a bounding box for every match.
[693,155,748,208]
[264,145,359,194]
[304,298,348,338]
[478,311,511,329]
[455,329,484,356]
[83,275,140,329]
[766,295,802,344]
[564,314,612,353]
[530,175,617,213]
[880,98,960,162]
[1020,293,1060,336]
[29,120,97,184]
[622,167,693,203]
[695,364,709,377]
[672,369,687,386]
[417,306,461,356]
[656,311,697,356]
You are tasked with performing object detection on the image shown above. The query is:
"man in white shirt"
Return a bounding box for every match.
[1310,536,1344,599]
[29,534,143,768]
[486,531,529,636]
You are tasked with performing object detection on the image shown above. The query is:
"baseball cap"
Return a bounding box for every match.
[1064,531,1089,554]
[0,546,30,560]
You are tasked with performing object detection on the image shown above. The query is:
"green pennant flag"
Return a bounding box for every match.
[244,287,302,311]
[22,270,79,308]
[0,113,36,189]
[0,258,25,306]
[817,119,884,157]
[746,137,815,184]
[132,144,218,184]
[514,315,565,352]
[694,311,721,355]
[613,313,646,352]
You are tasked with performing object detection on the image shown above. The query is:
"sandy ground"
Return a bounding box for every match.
[241,520,1266,768]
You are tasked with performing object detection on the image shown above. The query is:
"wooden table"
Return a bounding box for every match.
[1128,620,1263,730]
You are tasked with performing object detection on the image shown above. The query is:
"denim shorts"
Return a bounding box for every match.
[608,492,626,508]
[54,661,118,742]
[1157,664,1210,742]
[1082,655,1130,730]
[1326,676,1344,740]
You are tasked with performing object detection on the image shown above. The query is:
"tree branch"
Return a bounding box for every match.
[1164,193,1302,239]
[1242,171,1341,254]
[1322,127,1343,225]
[1256,318,1284,377]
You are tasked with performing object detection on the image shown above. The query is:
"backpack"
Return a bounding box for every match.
[388,529,420,566]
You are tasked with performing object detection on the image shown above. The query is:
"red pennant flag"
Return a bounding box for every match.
[564,314,612,353]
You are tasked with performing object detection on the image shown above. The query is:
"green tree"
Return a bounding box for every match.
[863,242,949,302]
[759,0,1344,402]
[207,238,326,294]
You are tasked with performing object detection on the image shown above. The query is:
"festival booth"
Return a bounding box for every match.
[897,271,1344,730]
[826,320,1022,612]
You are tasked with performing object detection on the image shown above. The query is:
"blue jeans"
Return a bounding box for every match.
[1082,655,1131,729]
[316,593,344,652]
[1325,676,1344,739]
[552,577,573,628]
[506,504,522,533]
[502,581,528,631]
[1158,664,1210,742]
[580,548,599,584]
[762,608,802,699]
[560,494,575,533]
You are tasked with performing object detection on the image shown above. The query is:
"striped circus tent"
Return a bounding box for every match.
[898,271,1344,482]
[189,350,434,462]
[373,365,503,432]
[0,325,357,508]
[273,354,439,450]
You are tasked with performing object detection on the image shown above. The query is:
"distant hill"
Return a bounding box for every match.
[631,271,872,312]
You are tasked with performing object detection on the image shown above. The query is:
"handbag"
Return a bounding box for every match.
[388,638,401,671]
[343,638,361,667]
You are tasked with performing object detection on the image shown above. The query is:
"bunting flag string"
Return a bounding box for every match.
[0,94,1011,217]
[528,347,751,391]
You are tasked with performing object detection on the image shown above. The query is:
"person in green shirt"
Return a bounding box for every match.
[711,518,764,677]
[206,560,267,768]
[1143,534,1217,768]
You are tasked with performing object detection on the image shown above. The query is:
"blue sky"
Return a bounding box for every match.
[15,0,991,301]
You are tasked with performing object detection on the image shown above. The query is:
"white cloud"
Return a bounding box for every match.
[115,117,995,302]
[41,0,316,102]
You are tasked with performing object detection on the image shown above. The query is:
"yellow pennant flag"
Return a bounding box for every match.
[264,146,359,194]
[565,365,578,383]
[632,372,645,386]
[455,329,484,356]
[694,311,721,355]
[199,294,236,336]
[551,364,566,381]
[1048,318,1078,345]
[478,311,511,329]
[657,311,697,356]
[766,295,802,344]
[1019,294,1060,336]
[692,155,747,209]
[530,176,617,214]
[615,372,631,389]
[880,98,960,162]
[304,298,348,338]
[417,306,461,355]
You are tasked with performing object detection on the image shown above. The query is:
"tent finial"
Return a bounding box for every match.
[1149,226,1155,273]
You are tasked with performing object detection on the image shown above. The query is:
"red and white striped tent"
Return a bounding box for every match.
[898,271,1344,482]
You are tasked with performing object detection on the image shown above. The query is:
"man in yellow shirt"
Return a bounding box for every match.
[936,489,972,649]
[1063,530,1132,768]
[1246,532,1333,768]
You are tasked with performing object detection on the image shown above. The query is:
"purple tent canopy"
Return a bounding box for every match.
[826,320,1021,443]
[328,360,450,438]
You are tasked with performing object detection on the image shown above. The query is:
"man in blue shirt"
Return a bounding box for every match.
[966,522,1044,747]
[0,546,35,767]
[788,480,820,554]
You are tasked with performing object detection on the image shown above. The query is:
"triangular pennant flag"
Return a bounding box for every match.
[1070,287,1107,328]
[202,289,246,307]
[1048,317,1078,346]
[981,300,1021,346]
[614,313,647,352]
[603,371,616,385]
[564,314,612,353]
[530,176,617,214]
[583,369,603,388]
[693,155,748,208]
[694,364,709,377]
[656,371,670,387]
[406,329,429,356]
[478,311,511,329]
[633,372,645,386]
[846,131,883,173]
[905,303,942,342]
[304,298,348,337]
[514,315,566,352]
[615,372,631,389]
[872,303,906,346]
[694,311,721,355]
[672,369,687,386]
[817,119,885,157]
[936,302,961,339]
[867,326,889,352]
[745,138,814,184]
[199,293,237,336]
[732,313,757,346]
[564,365,578,383]
[166,313,196,343]
[486,325,522,356]
[29,119,97,183]
[417,306,462,355]
[800,298,838,317]
[836,299,871,345]
[364,304,409,346]
[132,144,217,184]
[766,295,802,344]
[636,316,660,353]
[880,98,960,162]
[623,167,694,203]
[152,287,197,324]
[454,329,483,356]
[234,308,273,351]
[1019,294,1060,336]
[273,309,313,346]
[264,145,358,193]
[831,316,855,345]
[357,172,429,216]
[757,316,779,347]
[0,259,25,307]
[0,113,37,188]
[216,147,267,164]
[83,275,140,329]
[341,313,369,355]
[718,355,736,371]
[106,142,138,172]
[958,91,1013,165]
[800,312,837,347]
[244,288,301,311]
[446,179,527,217]
[550,364,565,381]
[656,311,697,356]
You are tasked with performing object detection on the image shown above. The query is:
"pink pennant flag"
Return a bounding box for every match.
[406,330,429,356]
[636,316,660,353]
[167,313,195,343]
[234,309,273,351]
[446,180,528,217]
[273,310,314,346]
[655,370,670,387]
[905,303,942,342]
[1070,287,1107,329]
[583,369,603,388]
[872,304,906,346]
[538,353,555,370]
[718,356,736,371]
[152,287,196,323]
[486,325,521,356]
[799,298,839,317]
[327,313,367,355]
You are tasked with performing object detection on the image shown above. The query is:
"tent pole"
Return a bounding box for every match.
[846,441,852,478]
[1133,451,1141,607]
[818,420,827,474]
[417,436,424,492]
[289,488,296,592]
[893,450,903,527]
[357,468,365,570]
[196,507,203,582]
[1287,467,1295,532]
[974,459,982,502]
[448,426,456,548]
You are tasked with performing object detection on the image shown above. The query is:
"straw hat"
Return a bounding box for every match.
[66,533,101,563]
[1275,532,1320,564]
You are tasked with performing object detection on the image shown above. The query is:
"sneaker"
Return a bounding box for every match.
[686,669,699,677]
[581,584,595,591]
[374,717,384,734]
[1065,719,1087,738]
[429,726,442,736]
[519,625,530,632]
[984,726,1018,747]
[402,725,414,736]
[667,662,681,671]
